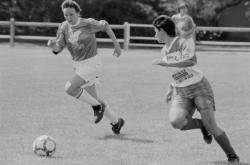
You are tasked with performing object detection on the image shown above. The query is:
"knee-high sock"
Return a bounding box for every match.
[76,88,100,106]
[215,132,237,156]
[104,104,119,124]
[181,118,203,130]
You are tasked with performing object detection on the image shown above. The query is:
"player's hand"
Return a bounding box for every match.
[47,39,60,54]
[166,90,173,104]
[47,39,55,48]
[113,43,121,57]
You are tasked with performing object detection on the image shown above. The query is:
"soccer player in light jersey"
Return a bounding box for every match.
[47,0,124,134]
[151,15,239,163]
[171,2,196,39]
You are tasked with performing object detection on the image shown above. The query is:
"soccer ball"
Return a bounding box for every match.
[32,135,56,157]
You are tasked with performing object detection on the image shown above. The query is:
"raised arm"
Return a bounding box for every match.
[152,52,196,68]
[152,38,196,67]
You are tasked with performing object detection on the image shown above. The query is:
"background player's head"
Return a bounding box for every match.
[178,2,189,16]
[61,0,82,25]
[152,15,176,43]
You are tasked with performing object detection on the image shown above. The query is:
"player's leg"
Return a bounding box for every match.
[85,84,124,134]
[85,84,120,124]
[64,74,105,124]
[169,93,212,144]
[71,55,108,123]
[196,96,239,163]
[169,96,203,130]
[65,74,100,105]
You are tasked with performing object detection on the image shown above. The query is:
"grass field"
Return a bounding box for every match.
[0,44,250,165]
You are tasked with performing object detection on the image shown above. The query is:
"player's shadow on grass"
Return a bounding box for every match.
[96,133,155,144]
[47,155,63,159]
[37,155,63,159]
[213,160,250,165]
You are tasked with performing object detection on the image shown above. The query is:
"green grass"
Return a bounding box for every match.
[0,45,250,165]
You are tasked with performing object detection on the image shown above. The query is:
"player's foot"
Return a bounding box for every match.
[92,103,105,124]
[227,154,240,163]
[111,118,125,135]
[200,127,213,144]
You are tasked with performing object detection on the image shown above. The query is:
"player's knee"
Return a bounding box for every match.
[64,81,79,97]
[206,124,220,135]
[195,96,214,111]
[169,110,187,130]
[204,124,217,136]
[202,118,219,135]
[170,117,187,130]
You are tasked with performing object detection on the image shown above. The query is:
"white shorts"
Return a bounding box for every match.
[73,55,102,85]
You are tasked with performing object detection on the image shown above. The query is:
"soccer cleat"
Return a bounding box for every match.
[200,127,213,144]
[111,118,125,135]
[227,154,240,163]
[92,103,105,124]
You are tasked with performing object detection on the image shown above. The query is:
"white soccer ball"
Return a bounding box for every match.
[32,135,56,157]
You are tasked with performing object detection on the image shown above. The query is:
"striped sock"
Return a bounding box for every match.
[76,88,100,106]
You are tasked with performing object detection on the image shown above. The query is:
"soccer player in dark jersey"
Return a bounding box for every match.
[47,0,124,134]
[151,15,239,163]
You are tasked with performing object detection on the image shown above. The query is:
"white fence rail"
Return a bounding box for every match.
[1,19,250,50]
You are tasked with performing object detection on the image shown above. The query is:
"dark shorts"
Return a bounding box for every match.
[172,77,215,112]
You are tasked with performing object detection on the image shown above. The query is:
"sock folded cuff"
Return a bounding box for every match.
[76,88,83,99]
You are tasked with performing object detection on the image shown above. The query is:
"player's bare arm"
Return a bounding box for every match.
[152,57,196,67]
[47,39,61,54]
[166,84,173,104]
[103,21,122,57]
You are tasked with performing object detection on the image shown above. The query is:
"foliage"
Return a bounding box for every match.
[0,0,159,23]
[0,0,250,40]
[1,0,248,24]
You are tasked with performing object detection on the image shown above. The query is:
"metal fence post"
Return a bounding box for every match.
[123,22,130,50]
[10,18,15,47]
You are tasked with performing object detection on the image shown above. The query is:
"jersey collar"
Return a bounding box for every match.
[68,18,80,27]
[165,37,179,53]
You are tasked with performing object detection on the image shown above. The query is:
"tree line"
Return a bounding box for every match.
[0,0,249,40]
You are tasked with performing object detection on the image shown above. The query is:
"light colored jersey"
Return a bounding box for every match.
[54,18,108,61]
[161,37,203,87]
[171,14,195,39]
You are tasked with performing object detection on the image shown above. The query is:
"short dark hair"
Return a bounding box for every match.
[152,15,176,37]
[61,0,82,13]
